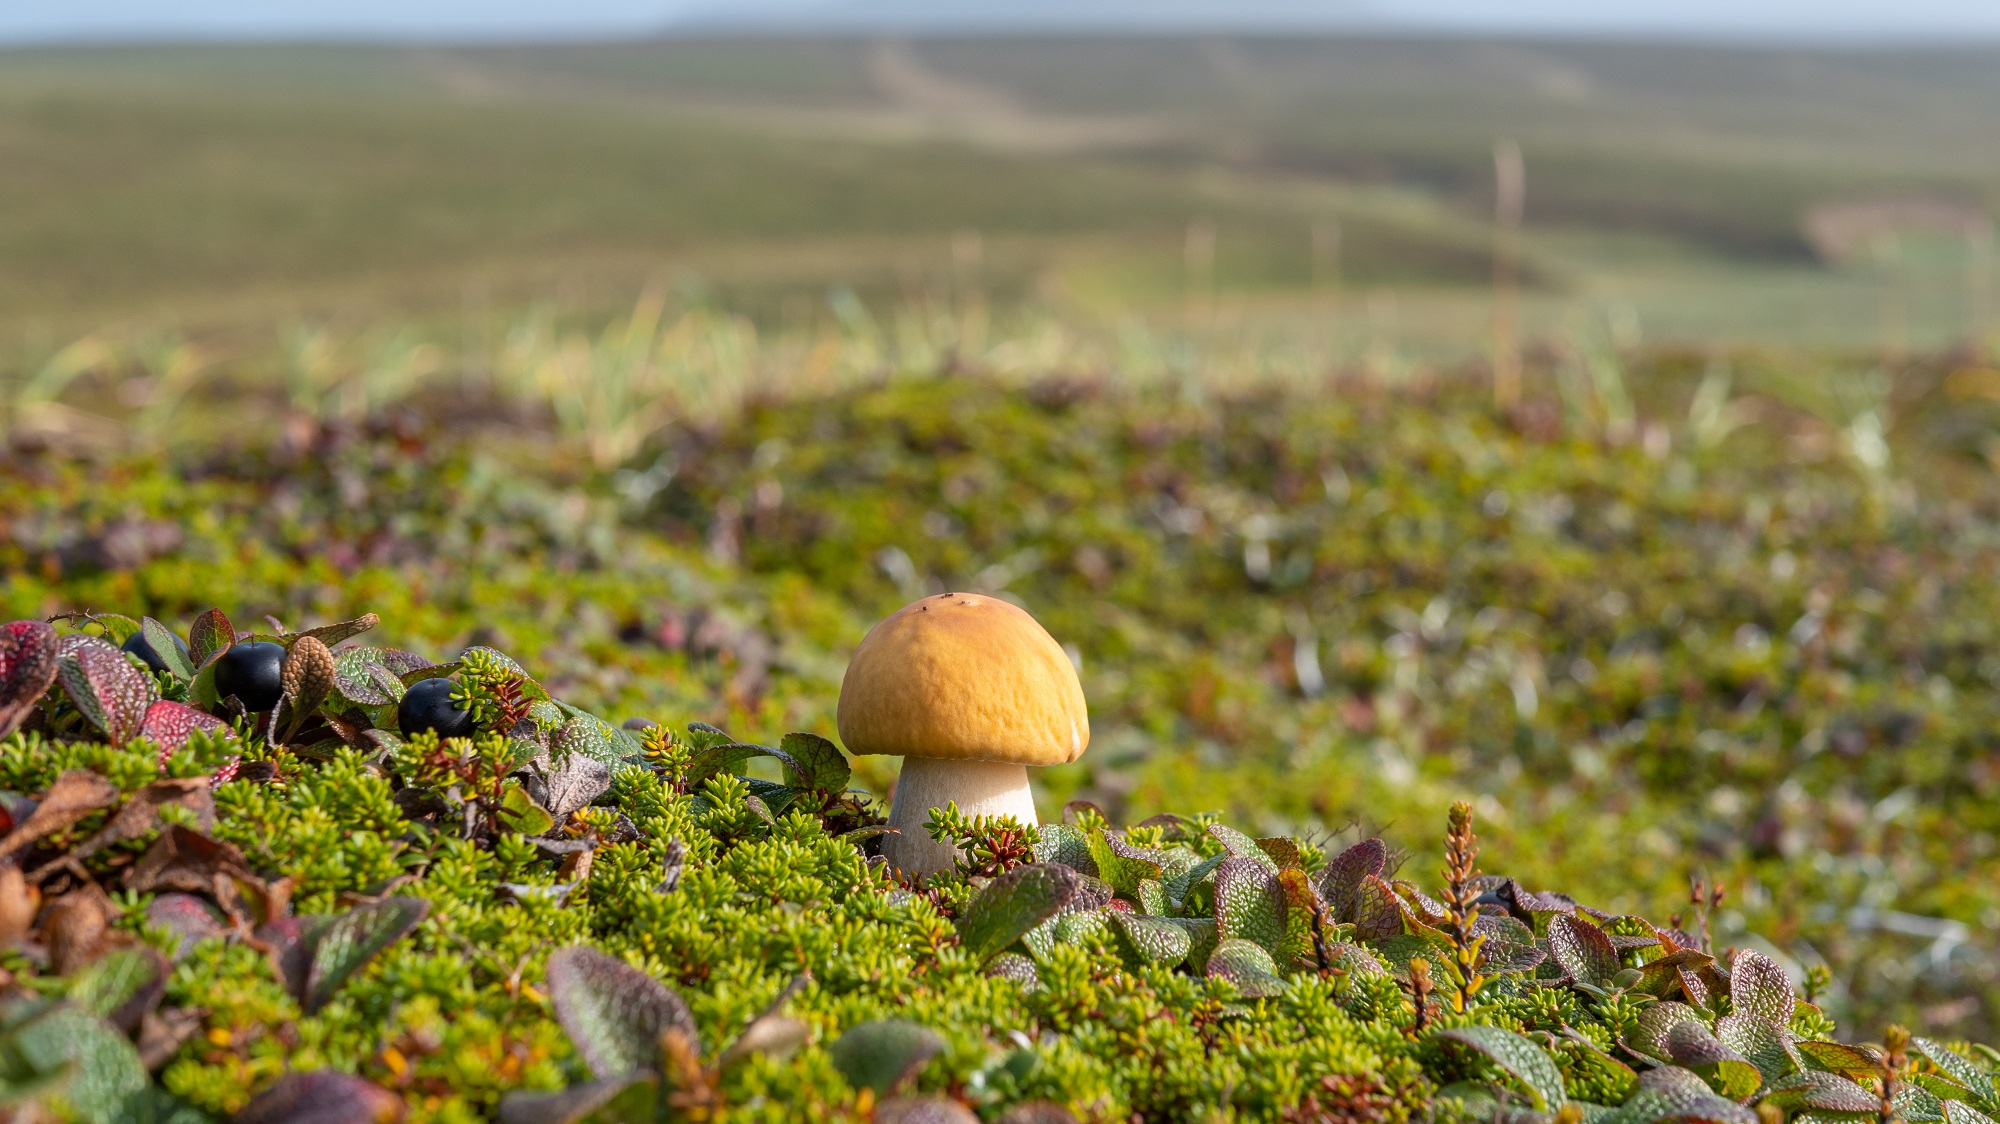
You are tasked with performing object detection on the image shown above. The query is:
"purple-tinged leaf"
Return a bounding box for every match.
[1213,855,1288,960]
[0,620,59,740]
[146,893,228,961]
[1796,1040,1885,1078]
[1352,874,1404,943]
[497,1075,649,1124]
[289,613,381,648]
[234,1070,407,1124]
[1763,1070,1880,1115]
[546,946,698,1078]
[1667,1021,1761,1101]
[875,1095,980,1124]
[1206,822,1280,871]
[1546,913,1620,985]
[1628,1002,1709,1063]
[1317,837,1388,923]
[1715,1013,1801,1083]
[59,640,158,746]
[1728,949,1796,1025]
[1434,1025,1567,1111]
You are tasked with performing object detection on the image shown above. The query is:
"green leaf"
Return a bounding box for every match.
[553,714,638,764]
[497,1075,652,1124]
[1547,914,1620,986]
[778,732,850,791]
[1031,823,1097,875]
[1763,1071,1882,1116]
[545,946,699,1079]
[500,781,556,836]
[67,947,163,1024]
[1213,855,1288,961]
[12,1006,150,1124]
[1666,1021,1761,1102]
[1629,1002,1710,1064]
[956,863,1078,963]
[331,649,406,707]
[1797,1041,1885,1079]
[1434,1025,1567,1111]
[1206,822,1280,871]
[828,1019,945,1096]
[1352,874,1405,942]
[985,952,1040,990]
[1714,1014,1800,1084]
[139,617,195,682]
[1085,829,1164,895]
[1913,1039,1999,1107]
[186,659,219,709]
[683,721,735,751]
[1163,852,1226,913]
[1204,937,1286,998]
[1110,912,1194,969]
[303,896,429,1014]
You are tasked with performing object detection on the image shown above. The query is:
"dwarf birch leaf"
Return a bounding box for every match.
[1435,1025,1567,1111]
[829,1019,945,1096]
[547,946,698,1078]
[304,896,429,1014]
[957,862,1077,963]
[1547,913,1621,985]
[1205,937,1286,998]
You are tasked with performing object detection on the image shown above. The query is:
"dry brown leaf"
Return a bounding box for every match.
[30,776,215,882]
[41,882,117,974]
[0,770,121,861]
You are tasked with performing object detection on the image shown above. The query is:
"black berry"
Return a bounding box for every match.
[215,641,286,712]
[123,630,191,676]
[399,676,477,739]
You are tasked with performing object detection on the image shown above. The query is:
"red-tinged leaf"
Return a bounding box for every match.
[1318,837,1388,923]
[1214,855,1289,961]
[956,862,1077,963]
[1207,822,1280,870]
[1764,1070,1882,1115]
[1205,937,1287,998]
[0,620,61,739]
[1728,948,1796,1025]
[59,640,158,746]
[288,613,381,648]
[139,700,230,756]
[138,617,195,681]
[187,608,235,668]
[304,897,430,1013]
[147,893,229,961]
[1797,1040,1885,1078]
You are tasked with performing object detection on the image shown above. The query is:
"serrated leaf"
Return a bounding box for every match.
[1435,1025,1567,1111]
[957,862,1077,962]
[1547,913,1621,986]
[546,946,698,1078]
[777,731,850,791]
[1764,1071,1882,1116]
[1213,855,1289,961]
[186,609,234,668]
[1714,1014,1800,1083]
[60,640,158,746]
[303,896,429,1014]
[1110,912,1194,969]
[138,700,230,754]
[1207,822,1280,871]
[137,617,195,681]
[1353,873,1405,942]
[1085,829,1165,895]
[829,1019,945,1096]
[1205,937,1286,998]
[1728,949,1795,1025]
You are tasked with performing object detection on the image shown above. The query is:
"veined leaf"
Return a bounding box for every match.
[138,618,194,682]
[546,946,698,1078]
[59,639,158,746]
[303,896,429,1014]
[1213,855,1288,962]
[1317,837,1388,923]
[957,862,1077,963]
[829,1019,944,1096]
[1728,949,1796,1025]
[186,609,235,669]
[1547,913,1620,986]
[1434,1025,1567,1111]
[1205,937,1286,998]
[778,731,850,792]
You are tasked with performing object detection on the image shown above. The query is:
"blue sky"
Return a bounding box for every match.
[5,0,2000,43]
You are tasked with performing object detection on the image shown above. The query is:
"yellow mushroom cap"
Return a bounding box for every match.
[837,593,1089,765]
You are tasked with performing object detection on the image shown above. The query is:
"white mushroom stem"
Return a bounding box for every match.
[881,757,1038,878]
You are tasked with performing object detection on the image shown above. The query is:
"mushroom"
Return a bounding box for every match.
[837,592,1089,877]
